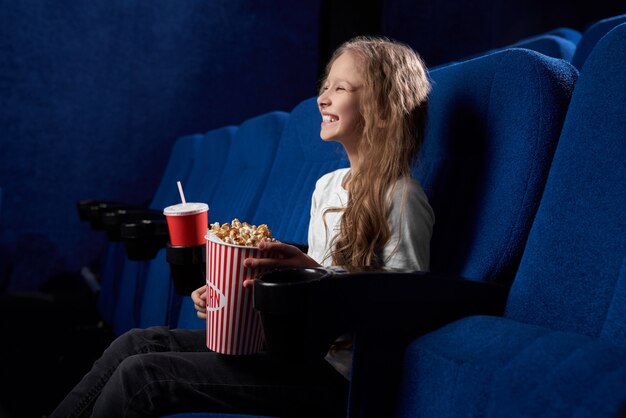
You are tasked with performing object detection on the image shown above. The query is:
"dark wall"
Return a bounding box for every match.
[382,0,626,67]
[0,0,320,291]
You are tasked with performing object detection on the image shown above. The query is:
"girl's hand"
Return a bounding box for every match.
[242,241,320,288]
[191,285,207,320]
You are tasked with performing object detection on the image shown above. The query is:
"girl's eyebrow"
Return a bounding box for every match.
[336,78,356,87]
[326,77,356,87]
[326,78,361,90]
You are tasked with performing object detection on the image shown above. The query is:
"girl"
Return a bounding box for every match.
[51,36,433,418]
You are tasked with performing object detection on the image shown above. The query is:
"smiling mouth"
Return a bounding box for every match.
[322,114,338,124]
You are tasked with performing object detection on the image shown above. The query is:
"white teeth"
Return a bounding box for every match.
[323,115,338,123]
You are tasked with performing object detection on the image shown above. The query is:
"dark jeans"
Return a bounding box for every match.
[50,327,348,418]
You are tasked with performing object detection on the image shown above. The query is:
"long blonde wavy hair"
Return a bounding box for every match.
[322,36,431,267]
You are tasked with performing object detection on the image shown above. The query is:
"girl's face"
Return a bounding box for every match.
[317,52,365,148]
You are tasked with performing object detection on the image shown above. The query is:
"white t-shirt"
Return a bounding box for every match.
[306,168,435,379]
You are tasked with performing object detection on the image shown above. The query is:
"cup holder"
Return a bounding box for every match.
[165,243,205,295]
[254,267,335,362]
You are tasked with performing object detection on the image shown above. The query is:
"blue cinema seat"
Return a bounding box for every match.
[250,97,349,244]
[137,126,237,329]
[107,126,237,334]
[391,23,626,418]
[414,47,577,285]
[106,128,224,334]
[571,13,626,69]
[137,111,287,333]
[511,34,577,61]
[433,28,579,71]
[175,97,348,330]
[98,132,205,325]
[545,27,582,44]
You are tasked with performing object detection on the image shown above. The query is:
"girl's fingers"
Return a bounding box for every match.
[192,285,207,304]
[258,241,299,255]
[244,257,283,269]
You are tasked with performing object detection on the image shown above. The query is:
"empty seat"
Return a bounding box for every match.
[545,27,582,44]
[415,47,577,285]
[250,97,349,244]
[139,111,287,333]
[393,23,626,418]
[432,29,579,71]
[137,126,236,329]
[98,132,205,326]
[109,126,237,334]
[571,13,626,69]
[511,34,577,61]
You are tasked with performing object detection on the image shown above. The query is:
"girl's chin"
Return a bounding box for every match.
[319,134,339,142]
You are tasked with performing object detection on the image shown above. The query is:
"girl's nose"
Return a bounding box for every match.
[317,91,330,107]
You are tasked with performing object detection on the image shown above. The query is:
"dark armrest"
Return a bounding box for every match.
[76,200,134,229]
[102,208,164,241]
[121,219,169,260]
[254,267,509,362]
[165,243,206,295]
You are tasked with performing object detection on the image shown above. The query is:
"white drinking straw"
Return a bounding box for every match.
[177,180,187,205]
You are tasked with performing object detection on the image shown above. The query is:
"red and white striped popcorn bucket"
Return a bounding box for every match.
[205,232,273,355]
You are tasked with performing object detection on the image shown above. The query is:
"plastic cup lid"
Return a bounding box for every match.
[163,202,208,216]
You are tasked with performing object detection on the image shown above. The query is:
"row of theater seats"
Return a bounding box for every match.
[433,13,626,69]
[78,21,625,418]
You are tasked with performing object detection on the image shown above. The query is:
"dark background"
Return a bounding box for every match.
[0,0,624,292]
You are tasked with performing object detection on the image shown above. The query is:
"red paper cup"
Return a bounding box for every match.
[205,233,274,355]
[163,203,208,246]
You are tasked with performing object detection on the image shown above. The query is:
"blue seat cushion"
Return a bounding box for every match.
[396,316,626,418]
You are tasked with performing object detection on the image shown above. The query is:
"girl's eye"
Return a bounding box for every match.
[336,86,346,91]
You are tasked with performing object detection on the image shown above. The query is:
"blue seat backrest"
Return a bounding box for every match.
[98,133,204,326]
[175,112,287,330]
[546,27,582,44]
[512,34,577,61]
[138,127,236,330]
[205,112,288,226]
[150,133,206,209]
[250,97,348,244]
[505,23,626,342]
[416,48,577,284]
[431,28,579,71]
[113,130,228,335]
[186,127,237,206]
[571,14,626,70]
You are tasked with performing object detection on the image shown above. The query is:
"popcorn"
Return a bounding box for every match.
[210,219,275,247]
